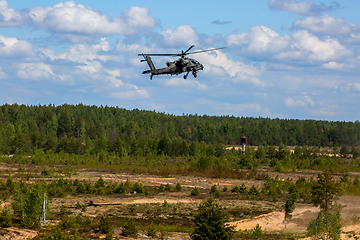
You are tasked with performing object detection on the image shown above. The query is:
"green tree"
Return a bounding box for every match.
[311,172,342,212]
[12,183,27,220]
[191,187,200,196]
[283,190,297,229]
[175,182,182,192]
[99,214,112,234]
[122,218,139,238]
[190,197,235,240]
[0,206,12,227]
[307,208,342,240]
[23,186,45,227]
[340,145,349,158]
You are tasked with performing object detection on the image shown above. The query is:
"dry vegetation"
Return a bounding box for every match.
[0,157,359,240]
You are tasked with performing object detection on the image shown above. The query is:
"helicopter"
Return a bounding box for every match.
[138,45,225,80]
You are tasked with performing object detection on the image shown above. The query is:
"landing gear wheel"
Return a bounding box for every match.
[192,71,197,78]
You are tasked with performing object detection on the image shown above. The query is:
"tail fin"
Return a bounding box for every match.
[141,55,156,73]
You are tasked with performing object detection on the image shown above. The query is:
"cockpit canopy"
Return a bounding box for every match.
[190,59,200,65]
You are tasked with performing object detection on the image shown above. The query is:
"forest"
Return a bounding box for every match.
[0,103,359,156]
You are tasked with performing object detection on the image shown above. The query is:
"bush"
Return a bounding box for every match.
[231,185,239,193]
[99,214,112,234]
[191,187,200,196]
[122,218,139,238]
[165,183,171,191]
[60,204,67,216]
[210,185,221,197]
[0,206,12,227]
[248,185,259,195]
[132,182,144,194]
[147,224,158,238]
[95,177,105,188]
[252,224,263,239]
[307,209,342,240]
[190,198,235,240]
[175,182,182,192]
[158,184,165,192]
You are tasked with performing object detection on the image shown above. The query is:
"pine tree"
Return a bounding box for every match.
[311,172,342,212]
[190,197,235,240]
[283,190,297,229]
[307,208,342,240]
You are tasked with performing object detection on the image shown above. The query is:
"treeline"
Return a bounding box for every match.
[0,103,359,155]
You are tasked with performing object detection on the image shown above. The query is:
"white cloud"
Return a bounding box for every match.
[42,38,116,63]
[284,97,307,107]
[0,66,7,79]
[0,0,26,27]
[304,95,315,106]
[309,105,339,116]
[196,51,267,87]
[164,77,207,90]
[321,61,352,70]
[193,98,263,116]
[0,35,35,59]
[226,25,290,54]
[268,0,340,16]
[289,30,352,62]
[161,25,199,47]
[292,14,353,35]
[110,89,149,100]
[0,1,156,39]
[352,83,360,92]
[227,26,353,65]
[16,63,54,80]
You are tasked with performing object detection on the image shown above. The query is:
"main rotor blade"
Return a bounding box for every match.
[185,47,226,55]
[138,53,178,56]
[138,46,226,57]
[183,45,195,55]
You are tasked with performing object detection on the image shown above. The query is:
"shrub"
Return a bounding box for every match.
[132,182,144,194]
[95,177,105,188]
[0,206,12,227]
[223,186,228,192]
[158,184,165,192]
[59,204,67,216]
[129,204,136,212]
[210,185,221,197]
[248,185,259,195]
[190,197,234,240]
[147,224,158,238]
[231,185,239,193]
[75,201,81,209]
[99,214,112,234]
[175,182,182,192]
[191,187,200,196]
[252,224,263,239]
[239,183,247,194]
[122,218,139,238]
[165,183,171,191]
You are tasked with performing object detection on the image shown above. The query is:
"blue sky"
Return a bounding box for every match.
[1,0,360,121]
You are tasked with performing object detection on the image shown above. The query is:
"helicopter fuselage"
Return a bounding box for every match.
[138,45,224,80]
[142,56,203,80]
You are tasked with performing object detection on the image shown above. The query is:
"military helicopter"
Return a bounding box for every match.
[138,45,225,80]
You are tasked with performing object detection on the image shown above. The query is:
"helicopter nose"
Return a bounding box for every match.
[200,64,204,70]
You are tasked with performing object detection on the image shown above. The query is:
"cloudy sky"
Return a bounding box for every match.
[1,0,360,121]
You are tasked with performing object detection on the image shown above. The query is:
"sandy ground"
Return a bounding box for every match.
[229,195,360,239]
[2,227,37,240]
[2,169,360,239]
